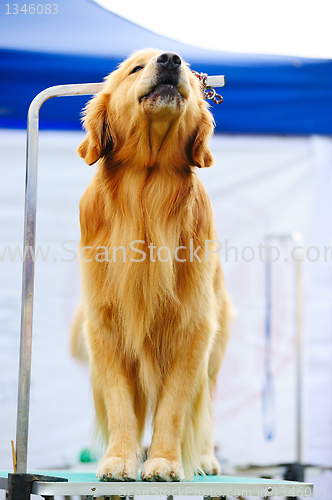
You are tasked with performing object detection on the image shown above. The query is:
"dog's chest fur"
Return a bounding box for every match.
[79,164,216,352]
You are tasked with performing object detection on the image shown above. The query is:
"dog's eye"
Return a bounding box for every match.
[130,65,144,75]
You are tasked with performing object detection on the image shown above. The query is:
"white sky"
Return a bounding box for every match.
[95,0,331,60]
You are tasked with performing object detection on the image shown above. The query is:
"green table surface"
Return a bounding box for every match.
[0,470,314,497]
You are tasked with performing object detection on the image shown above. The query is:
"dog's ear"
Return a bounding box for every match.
[189,105,215,168]
[77,91,114,166]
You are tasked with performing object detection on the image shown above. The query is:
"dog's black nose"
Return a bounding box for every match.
[156,52,182,70]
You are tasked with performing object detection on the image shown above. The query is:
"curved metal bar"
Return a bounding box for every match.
[16,82,104,473]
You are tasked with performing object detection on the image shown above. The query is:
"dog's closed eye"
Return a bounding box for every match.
[130,65,144,75]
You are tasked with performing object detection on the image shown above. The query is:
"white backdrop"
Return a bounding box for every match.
[0,130,331,472]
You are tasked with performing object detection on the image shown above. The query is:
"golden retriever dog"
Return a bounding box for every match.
[71,49,230,482]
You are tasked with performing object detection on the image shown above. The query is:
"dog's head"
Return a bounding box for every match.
[78,49,214,169]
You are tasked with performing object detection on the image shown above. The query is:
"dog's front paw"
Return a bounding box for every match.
[97,456,138,481]
[141,457,184,482]
[200,454,221,475]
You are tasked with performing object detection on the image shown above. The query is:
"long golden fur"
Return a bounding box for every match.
[71,49,230,482]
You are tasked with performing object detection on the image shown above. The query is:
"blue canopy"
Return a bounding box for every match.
[1,0,331,134]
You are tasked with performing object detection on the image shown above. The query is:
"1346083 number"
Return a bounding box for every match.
[6,4,58,14]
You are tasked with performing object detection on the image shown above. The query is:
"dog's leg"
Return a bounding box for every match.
[93,366,140,481]
[141,326,212,482]
[86,322,141,481]
[199,386,221,476]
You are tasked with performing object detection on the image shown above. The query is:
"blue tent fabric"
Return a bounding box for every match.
[1,0,332,134]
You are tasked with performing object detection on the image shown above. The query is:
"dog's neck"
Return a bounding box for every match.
[107,117,190,173]
[145,114,191,170]
[148,118,174,163]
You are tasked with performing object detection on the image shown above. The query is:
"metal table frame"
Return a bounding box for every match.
[3,79,313,499]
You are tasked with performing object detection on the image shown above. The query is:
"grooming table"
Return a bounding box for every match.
[4,81,312,499]
[0,470,314,498]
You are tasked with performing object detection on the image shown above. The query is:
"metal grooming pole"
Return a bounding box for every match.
[15,75,225,473]
[264,233,304,485]
[16,81,104,474]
